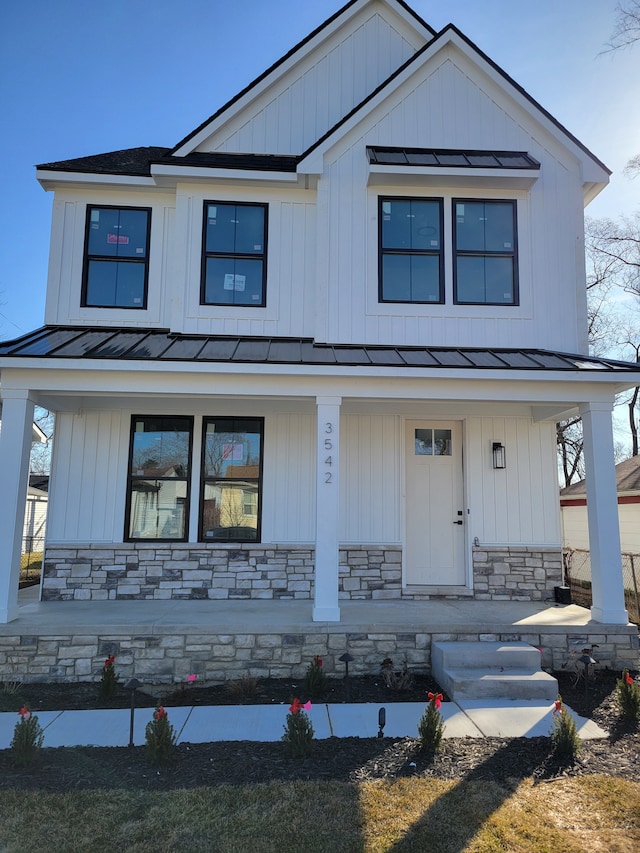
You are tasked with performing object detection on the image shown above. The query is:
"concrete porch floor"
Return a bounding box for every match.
[7,589,608,636]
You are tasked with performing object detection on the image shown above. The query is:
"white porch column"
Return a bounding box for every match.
[313,396,341,621]
[579,401,628,624]
[0,389,35,623]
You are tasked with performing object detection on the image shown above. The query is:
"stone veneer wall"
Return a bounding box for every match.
[1,627,637,684]
[42,543,404,602]
[42,543,563,602]
[472,546,562,601]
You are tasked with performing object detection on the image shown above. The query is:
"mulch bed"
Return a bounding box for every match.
[0,670,638,791]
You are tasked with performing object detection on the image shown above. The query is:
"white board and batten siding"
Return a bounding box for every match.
[197,6,425,157]
[317,47,586,351]
[465,417,561,546]
[46,410,125,543]
[45,191,176,329]
[179,188,317,338]
[47,409,558,551]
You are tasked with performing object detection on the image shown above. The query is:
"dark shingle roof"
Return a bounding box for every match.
[561,456,640,496]
[2,326,639,374]
[37,148,299,176]
[37,147,171,177]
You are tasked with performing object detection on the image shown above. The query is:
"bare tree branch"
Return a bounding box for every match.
[605,1,640,51]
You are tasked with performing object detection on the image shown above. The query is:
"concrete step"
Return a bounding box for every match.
[432,641,558,701]
[439,667,559,701]
[432,641,542,671]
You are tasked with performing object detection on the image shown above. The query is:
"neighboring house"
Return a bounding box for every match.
[1,0,640,656]
[0,412,48,552]
[24,474,49,552]
[560,456,640,556]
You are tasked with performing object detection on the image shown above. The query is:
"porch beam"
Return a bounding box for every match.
[579,401,629,624]
[313,396,341,621]
[0,389,36,623]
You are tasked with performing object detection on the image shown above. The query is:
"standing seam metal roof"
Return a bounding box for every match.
[1,327,639,373]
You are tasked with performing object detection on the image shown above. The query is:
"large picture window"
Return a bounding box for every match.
[453,199,518,304]
[126,416,192,541]
[200,417,263,542]
[82,206,151,308]
[201,202,267,307]
[379,197,444,303]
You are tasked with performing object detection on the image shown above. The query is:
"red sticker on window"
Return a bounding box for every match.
[107,234,130,244]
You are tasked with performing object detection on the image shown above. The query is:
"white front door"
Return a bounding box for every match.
[405,420,465,585]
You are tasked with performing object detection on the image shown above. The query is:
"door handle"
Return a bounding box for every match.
[453,520,463,525]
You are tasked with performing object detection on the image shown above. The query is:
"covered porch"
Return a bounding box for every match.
[1,592,637,683]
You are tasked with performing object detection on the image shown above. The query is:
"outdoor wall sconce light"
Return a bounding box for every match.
[492,442,506,469]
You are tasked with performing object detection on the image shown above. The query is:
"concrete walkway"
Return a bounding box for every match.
[0,699,606,749]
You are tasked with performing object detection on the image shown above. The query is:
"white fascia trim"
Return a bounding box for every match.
[3,358,640,393]
[31,422,48,443]
[150,164,300,185]
[37,171,156,191]
[367,164,540,190]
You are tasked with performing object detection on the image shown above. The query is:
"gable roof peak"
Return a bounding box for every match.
[170,0,435,158]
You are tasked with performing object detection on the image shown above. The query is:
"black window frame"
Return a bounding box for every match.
[81,204,152,309]
[199,416,264,543]
[200,201,269,308]
[124,415,193,543]
[378,196,445,305]
[452,198,519,306]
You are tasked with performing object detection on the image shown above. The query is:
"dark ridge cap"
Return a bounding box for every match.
[169,0,436,156]
[37,147,171,177]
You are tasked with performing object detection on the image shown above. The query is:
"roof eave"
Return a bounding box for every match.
[37,170,157,191]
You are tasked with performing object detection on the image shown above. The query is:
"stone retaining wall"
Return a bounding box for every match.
[1,626,637,684]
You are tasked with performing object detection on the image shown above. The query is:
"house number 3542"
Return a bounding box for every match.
[323,422,334,483]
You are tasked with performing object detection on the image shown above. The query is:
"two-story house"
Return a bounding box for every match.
[1,0,639,682]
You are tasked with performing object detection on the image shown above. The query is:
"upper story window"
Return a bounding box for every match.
[82,206,151,309]
[453,200,518,305]
[126,416,193,542]
[201,202,268,307]
[379,197,444,303]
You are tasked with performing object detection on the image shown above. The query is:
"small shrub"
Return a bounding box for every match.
[551,696,581,762]
[616,670,640,723]
[225,675,260,700]
[98,655,118,701]
[10,706,44,768]
[418,692,445,753]
[304,656,329,699]
[282,698,314,757]
[145,704,177,765]
[380,657,414,692]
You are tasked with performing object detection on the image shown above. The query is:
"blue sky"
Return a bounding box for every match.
[1,0,638,338]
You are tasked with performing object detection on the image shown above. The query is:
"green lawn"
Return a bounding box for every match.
[0,776,638,852]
